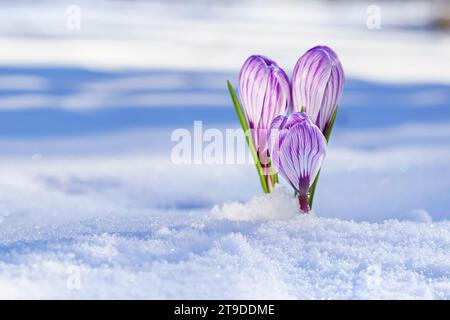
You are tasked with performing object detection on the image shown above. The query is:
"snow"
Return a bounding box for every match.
[0,0,449,299]
[1,0,449,83]
[0,146,449,299]
[1,189,449,299]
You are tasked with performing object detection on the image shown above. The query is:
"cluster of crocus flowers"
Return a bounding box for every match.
[227,45,344,213]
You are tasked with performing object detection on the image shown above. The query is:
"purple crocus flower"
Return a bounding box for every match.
[292,46,344,134]
[269,112,327,213]
[239,55,291,169]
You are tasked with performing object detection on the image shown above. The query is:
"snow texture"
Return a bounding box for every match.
[1,189,449,299]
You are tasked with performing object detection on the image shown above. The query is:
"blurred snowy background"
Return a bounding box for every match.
[0,0,449,299]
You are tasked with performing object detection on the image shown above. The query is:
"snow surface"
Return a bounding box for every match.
[0,130,449,299]
[1,189,449,299]
[0,0,449,299]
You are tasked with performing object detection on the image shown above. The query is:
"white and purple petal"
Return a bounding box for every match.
[239,55,291,155]
[269,112,327,212]
[292,46,344,134]
[269,112,309,170]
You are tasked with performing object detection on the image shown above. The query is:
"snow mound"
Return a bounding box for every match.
[211,187,299,221]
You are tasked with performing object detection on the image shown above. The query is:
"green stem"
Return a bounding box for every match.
[308,170,321,209]
[227,80,269,193]
[309,107,338,208]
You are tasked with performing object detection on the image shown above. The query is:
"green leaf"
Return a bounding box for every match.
[227,81,249,133]
[309,107,338,208]
[308,169,320,208]
[324,106,338,142]
[227,80,269,193]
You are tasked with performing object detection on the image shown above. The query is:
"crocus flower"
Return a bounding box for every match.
[292,46,344,134]
[269,112,327,213]
[239,55,291,171]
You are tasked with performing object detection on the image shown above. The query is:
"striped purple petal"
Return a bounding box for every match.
[292,46,344,134]
[269,112,327,212]
[239,55,291,156]
[269,112,309,170]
